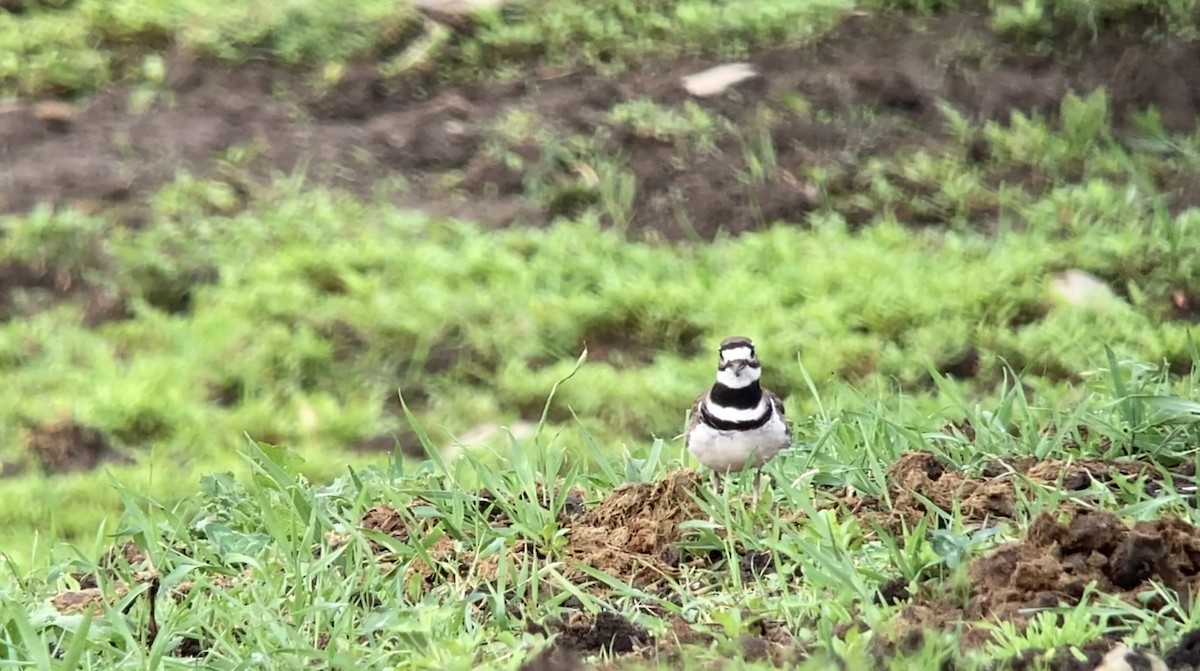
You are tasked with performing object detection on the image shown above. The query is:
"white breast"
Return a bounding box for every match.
[687,408,790,472]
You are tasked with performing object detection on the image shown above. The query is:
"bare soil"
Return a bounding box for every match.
[5,11,1200,237]
[3,8,1199,439]
[856,446,1198,537]
[970,509,1200,621]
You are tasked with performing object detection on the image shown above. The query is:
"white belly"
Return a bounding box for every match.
[687,413,790,472]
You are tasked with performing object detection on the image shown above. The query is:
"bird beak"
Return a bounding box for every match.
[732,360,747,374]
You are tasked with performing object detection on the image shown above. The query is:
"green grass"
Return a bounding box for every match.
[4,76,1200,562]
[2,360,1199,668]
[1,0,853,98]
[5,0,1200,666]
[4,0,1199,98]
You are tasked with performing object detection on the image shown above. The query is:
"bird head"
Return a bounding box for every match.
[716,335,761,388]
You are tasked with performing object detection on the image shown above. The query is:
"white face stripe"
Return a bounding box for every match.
[720,346,754,362]
[703,398,768,423]
[715,364,761,389]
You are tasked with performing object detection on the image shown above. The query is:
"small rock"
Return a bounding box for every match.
[682,63,760,98]
[1049,269,1124,311]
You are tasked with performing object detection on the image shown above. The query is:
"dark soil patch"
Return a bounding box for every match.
[350,430,425,458]
[886,507,1200,655]
[935,347,981,380]
[876,577,912,606]
[1165,630,1200,669]
[5,10,1200,242]
[24,418,131,474]
[969,509,1200,621]
[529,609,803,669]
[1170,287,1200,323]
[547,611,654,657]
[0,460,27,478]
[172,636,208,658]
[580,315,705,368]
[987,640,1129,671]
[0,261,69,321]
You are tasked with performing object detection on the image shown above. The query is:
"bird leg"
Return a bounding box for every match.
[710,469,725,497]
[751,467,763,510]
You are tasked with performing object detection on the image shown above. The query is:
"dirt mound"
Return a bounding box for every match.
[969,508,1200,623]
[989,642,1169,671]
[347,470,707,592]
[857,450,1195,538]
[526,609,803,670]
[563,469,707,587]
[545,611,654,656]
[885,506,1200,655]
[517,646,583,671]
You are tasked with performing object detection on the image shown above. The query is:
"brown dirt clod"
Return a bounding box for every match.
[563,468,706,587]
[859,450,1196,538]
[51,586,128,615]
[548,610,654,656]
[967,509,1200,624]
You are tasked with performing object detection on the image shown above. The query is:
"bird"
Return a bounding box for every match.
[685,336,792,506]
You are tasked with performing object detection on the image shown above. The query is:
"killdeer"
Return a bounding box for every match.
[685,336,792,505]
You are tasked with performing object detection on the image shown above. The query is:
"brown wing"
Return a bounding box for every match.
[765,388,794,443]
[684,390,708,447]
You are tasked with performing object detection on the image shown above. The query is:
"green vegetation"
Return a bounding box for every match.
[4,0,1200,666]
[3,368,1200,668]
[5,112,1200,554]
[5,0,1199,98]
